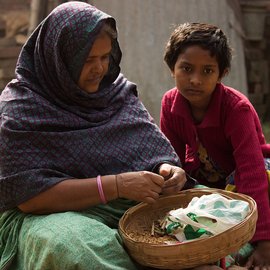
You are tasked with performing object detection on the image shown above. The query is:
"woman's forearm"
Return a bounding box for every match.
[18,175,118,214]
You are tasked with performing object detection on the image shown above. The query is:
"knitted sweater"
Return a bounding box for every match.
[160,83,270,242]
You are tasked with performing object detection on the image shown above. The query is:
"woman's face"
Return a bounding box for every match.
[172,45,222,109]
[78,33,112,93]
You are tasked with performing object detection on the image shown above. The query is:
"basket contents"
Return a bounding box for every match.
[153,193,250,242]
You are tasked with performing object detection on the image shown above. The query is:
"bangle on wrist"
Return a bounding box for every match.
[96,175,107,204]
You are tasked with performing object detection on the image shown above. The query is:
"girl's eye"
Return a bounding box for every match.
[204,68,213,74]
[181,66,192,72]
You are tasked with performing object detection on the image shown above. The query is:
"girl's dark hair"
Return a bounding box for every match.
[164,22,232,77]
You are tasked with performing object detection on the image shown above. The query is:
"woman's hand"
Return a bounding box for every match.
[245,241,270,269]
[158,163,187,195]
[116,171,164,204]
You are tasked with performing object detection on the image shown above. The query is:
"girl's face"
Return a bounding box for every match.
[172,45,223,110]
[78,32,112,93]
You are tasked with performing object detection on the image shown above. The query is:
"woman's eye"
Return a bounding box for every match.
[86,58,94,64]
[102,55,110,61]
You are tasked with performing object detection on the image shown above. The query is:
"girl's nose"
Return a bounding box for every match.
[190,74,202,86]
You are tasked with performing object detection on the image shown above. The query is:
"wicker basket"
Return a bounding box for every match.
[119,188,258,269]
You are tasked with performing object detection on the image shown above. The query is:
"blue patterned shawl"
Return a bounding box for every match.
[0,1,180,211]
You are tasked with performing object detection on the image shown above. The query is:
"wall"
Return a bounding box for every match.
[0,0,248,123]
[90,0,248,122]
[0,0,30,91]
[240,0,270,120]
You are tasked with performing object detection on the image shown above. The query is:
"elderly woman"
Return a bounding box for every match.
[0,2,188,269]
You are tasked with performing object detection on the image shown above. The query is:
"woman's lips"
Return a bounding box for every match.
[87,77,102,84]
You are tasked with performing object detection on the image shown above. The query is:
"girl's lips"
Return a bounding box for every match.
[185,89,203,95]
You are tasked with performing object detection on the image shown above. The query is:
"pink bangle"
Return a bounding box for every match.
[96,175,107,204]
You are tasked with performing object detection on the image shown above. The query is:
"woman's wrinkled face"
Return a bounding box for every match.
[78,33,112,93]
[172,45,222,109]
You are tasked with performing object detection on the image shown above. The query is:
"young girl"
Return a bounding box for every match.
[161,22,270,268]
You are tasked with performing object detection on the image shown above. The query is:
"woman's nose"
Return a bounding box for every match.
[92,60,103,73]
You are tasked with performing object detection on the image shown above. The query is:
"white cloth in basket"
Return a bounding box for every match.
[166,193,250,242]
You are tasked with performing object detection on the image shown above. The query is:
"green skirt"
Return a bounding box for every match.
[0,199,139,270]
[0,196,254,270]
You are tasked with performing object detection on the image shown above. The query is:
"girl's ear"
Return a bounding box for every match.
[218,68,229,82]
[170,69,175,78]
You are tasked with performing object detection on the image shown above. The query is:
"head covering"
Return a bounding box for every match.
[0,1,180,210]
[16,1,122,114]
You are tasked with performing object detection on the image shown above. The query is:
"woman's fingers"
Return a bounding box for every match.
[158,164,187,193]
[116,171,164,202]
[162,184,183,194]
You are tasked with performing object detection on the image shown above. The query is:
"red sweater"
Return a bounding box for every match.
[161,83,270,242]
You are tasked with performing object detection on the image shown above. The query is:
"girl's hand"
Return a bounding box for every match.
[116,171,164,204]
[192,265,223,270]
[245,241,270,269]
[227,266,248,270]
[158,163,187,195]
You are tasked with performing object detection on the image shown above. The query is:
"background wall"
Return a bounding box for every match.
[90,0,247,122]
[0,0,248,123]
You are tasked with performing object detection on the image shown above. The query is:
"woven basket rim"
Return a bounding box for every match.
[119,188,258,269]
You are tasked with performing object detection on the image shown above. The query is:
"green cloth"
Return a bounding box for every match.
[224,244,254,267]
[0,199,139,270]
[0,210,26,270]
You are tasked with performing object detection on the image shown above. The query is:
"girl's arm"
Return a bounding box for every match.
[160,95,186,164]
[225,104,270,242]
